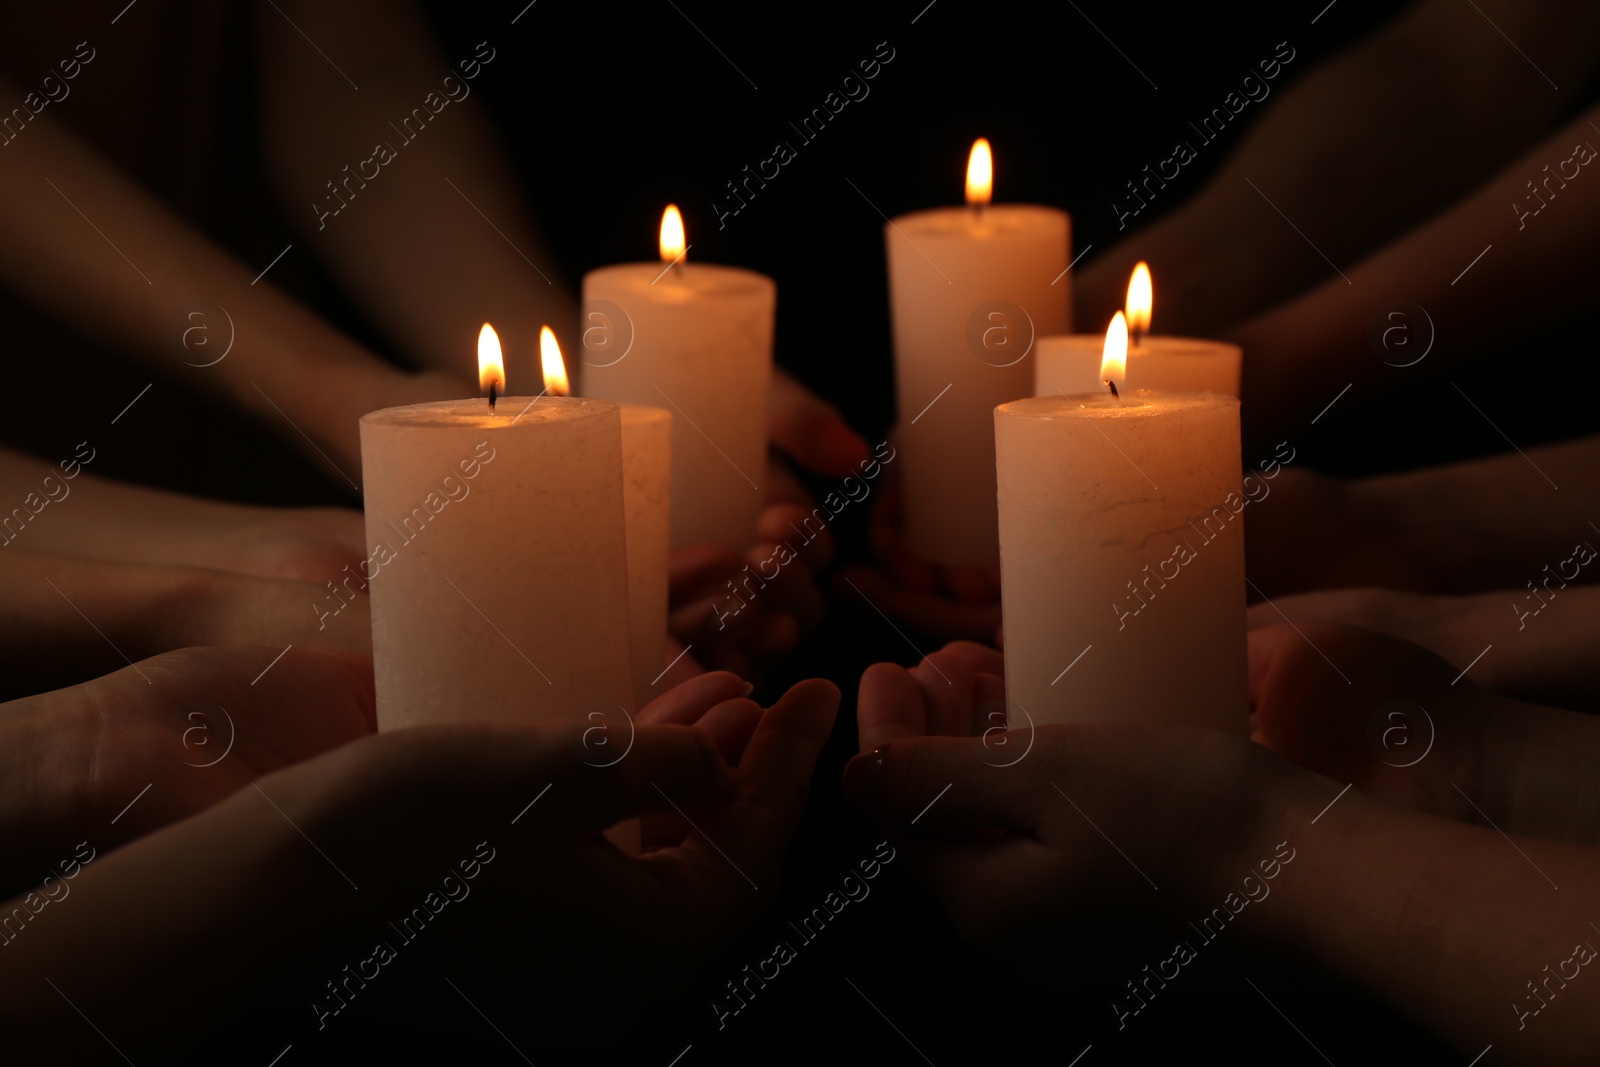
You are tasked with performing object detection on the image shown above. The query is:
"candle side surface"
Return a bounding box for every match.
[996,392,1247,731]
[887,204,1070,566]
[581,263,774,551]
[361,398,634,731]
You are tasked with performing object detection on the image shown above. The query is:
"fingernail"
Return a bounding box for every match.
[738,681,756,699]
[842,745,890,801]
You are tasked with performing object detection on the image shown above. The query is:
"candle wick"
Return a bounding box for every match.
[489,381,497,412]
[1106,379,1120,400]
[971,202,986,223]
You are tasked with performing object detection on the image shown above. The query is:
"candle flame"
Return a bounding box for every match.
[1126,262,1152,343]
[659,204,686,264]
[1101,312,1128,392]
[540,325,570,396]
[965,138,993,207]
[477,322,504,394]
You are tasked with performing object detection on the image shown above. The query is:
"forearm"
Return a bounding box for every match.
[0,550,369,698]
[259,0,573,372]
[1414,586,1600,712]
[0,785,348,1058]
[1080,0,1600,332]
[1235,100,1600,451]
[0,90,427,479]
[1364,436,1600,593]
[1261,793,1600,1063]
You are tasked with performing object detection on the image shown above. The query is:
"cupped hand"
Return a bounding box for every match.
[845,642,1315,977]
[665,368,870,680]
[0,645,377,891]
[834,438,1003,644]
[1249,620,1600,846]
[0,673,839,1059]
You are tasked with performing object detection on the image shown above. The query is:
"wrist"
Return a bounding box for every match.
[1154,738,1329,920]
[1178,752,1359,953]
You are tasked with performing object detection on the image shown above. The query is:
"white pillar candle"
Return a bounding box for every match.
[581,206,775,551]
[1035,261,1240,396]
[996,319,1245,731]
[361,397,634,728]
[886,139,1070,566]
[360,325,634,731]
[619,403,672,711]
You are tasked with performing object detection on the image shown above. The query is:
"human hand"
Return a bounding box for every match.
[845,642,1314,976]
[833,439,1004,644]
[1248,583,1600,712]
[0,673,838,1058]
[665,369,870,680]
[0,644,376,893]
[1249,621,1600,847]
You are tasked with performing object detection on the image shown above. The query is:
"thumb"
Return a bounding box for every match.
[768,368,870,477]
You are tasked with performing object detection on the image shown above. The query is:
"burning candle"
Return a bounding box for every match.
[996,316,1246,731]
[1034,261,1242,396]
[887,138,1071,567]
[581,206,775,551]
[543,326,671,711]
[360,323,634,731]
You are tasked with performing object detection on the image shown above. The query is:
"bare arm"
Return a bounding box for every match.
[0,76,464,485]
[1078,0,1600,333]
[257,0,574,374]
[1265,792,1600,1063]
[0,444,364,582]
[0,549,369,698]
[1249,435,1600,596]
[1235,100,1600,451]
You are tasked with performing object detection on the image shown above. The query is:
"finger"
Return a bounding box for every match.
[693,697,765,765]
[638,671,754,726]
[909,649,978,738]
[747,611,801,664]
[768,368,870,477]
[841,736,1043,837]
[724,679,840,847]
[758,502,835,574]
[669,543,744,604]
[670,591,763,645]
[938,641,1005,678]
[1246,601,1281,630]
[973,672,1009,730]
[763,456,815,510]
[857,661,928,750]
[743,539,824,626]
[868,485,939,593]
[940,565,1001,604]
[1247,623,1299,709]
[835,566,1004,643]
